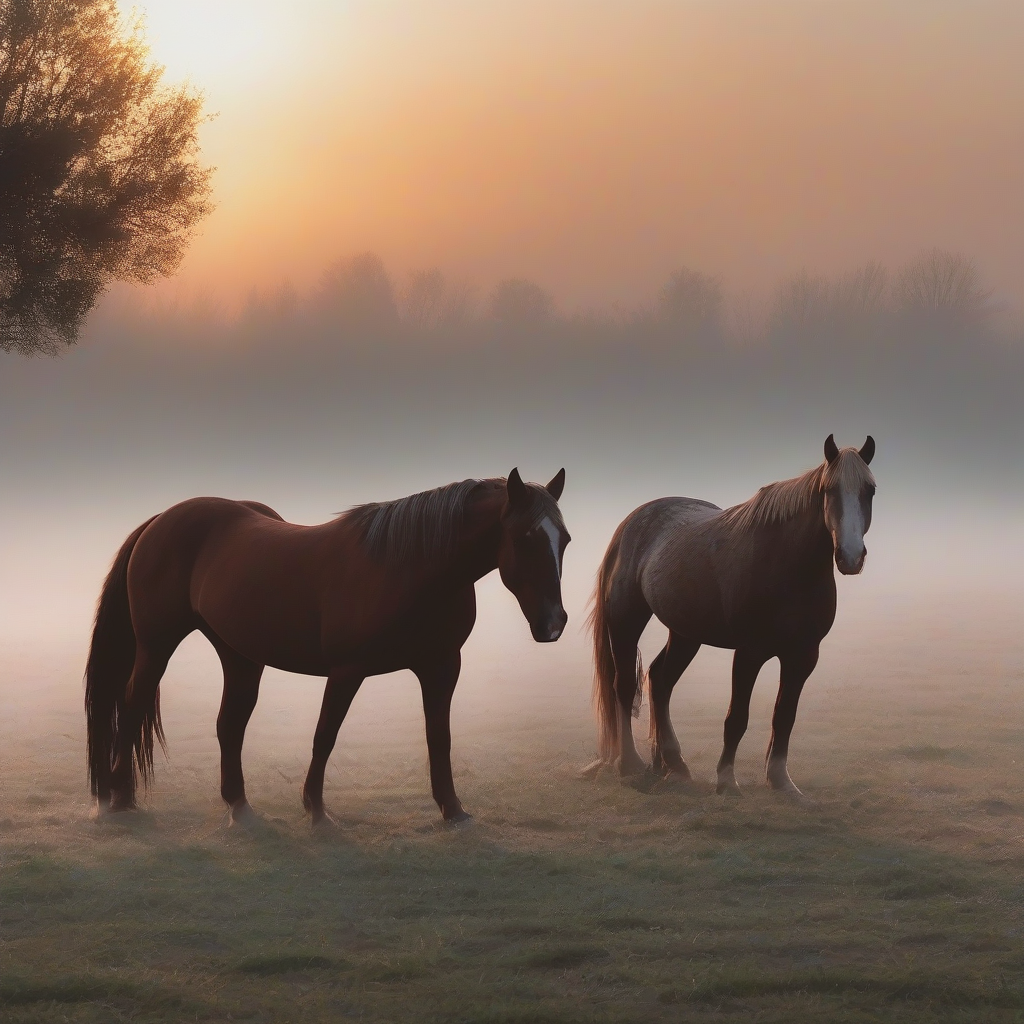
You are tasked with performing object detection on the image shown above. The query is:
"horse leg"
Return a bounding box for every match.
[301,667,364,825]
[415,652,468,822]
[766,643,819,796]
[108,643,171,811]
[213,642,264,824]
[609,614,652,776]
[716,647,769,795]
[648,633,700,777]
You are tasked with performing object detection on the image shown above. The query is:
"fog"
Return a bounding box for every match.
[1,253,1020,818]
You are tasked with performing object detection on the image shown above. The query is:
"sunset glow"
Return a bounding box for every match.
[131,1,1024,310]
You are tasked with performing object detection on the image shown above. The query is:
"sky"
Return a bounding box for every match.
[130,0,1024,311]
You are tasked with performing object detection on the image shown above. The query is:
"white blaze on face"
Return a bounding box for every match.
[837,486,866,566]
[539,517,563,578]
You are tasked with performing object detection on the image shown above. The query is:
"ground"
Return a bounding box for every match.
[1,589,1021,1023]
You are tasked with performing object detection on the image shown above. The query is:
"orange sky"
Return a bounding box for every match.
[136,1,1024,310]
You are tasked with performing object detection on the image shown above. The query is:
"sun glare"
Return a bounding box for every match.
[135,0,297,88]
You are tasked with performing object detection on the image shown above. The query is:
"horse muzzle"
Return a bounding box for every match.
[531,607,568,643]
[835,547,866,575]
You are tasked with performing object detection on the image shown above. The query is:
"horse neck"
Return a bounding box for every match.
[764,486,833,570]
[445,488,506,584]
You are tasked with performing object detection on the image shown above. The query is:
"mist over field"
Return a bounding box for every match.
[1,250,1019,724]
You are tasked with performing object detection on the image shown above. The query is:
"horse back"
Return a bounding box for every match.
[125,496,469,675]
[638,497,836,649]
[124,497,326,659]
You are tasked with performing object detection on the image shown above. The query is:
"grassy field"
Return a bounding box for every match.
[1,589,1022,1023]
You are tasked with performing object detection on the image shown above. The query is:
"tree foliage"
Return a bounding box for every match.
[0,0,213,354]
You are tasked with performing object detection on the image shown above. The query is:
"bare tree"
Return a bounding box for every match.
[767,271,832,335]
[0,0,214,354]
[830,261,889,322]
[768,262,890,337]
[894,248,989,323]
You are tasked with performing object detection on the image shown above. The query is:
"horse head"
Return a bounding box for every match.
[822,434,876,575]
[498,468,570,642]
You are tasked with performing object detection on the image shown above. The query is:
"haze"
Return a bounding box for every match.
[130,0,1024,310]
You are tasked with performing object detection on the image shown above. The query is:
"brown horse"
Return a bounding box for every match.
[590,435,875,796]
[85,469,569,824]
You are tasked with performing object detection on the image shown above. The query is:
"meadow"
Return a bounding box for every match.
[2,577,1021,1024]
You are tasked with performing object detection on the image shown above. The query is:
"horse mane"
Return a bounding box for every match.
[345,478,490,565]
[721,449,875,531]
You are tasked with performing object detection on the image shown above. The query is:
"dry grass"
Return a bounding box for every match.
[1,592,1022,1023]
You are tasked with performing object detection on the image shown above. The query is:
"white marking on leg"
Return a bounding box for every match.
[767,755,801,793]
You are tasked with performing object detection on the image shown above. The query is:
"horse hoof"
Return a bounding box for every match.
[716,767,742,797]
[579,759,607,779]
[311,810,340,831]
[228,801,259,827]
[105,802,138,815]
[617,755,647,778]
[658,758,692,781]
[443,809,474,827]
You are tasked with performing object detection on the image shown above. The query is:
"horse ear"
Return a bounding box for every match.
[506,467,529,509]
[545,468,565,501]
[824,434,839,464]
[859,435,875,465]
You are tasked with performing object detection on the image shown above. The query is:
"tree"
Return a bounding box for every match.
[0,0,213,355]
[893,248,989,324]
[488,278,553,326]
[658,267,722,334]
[767,271,832,335]
[401,268,474,332]
[315,253,397,332]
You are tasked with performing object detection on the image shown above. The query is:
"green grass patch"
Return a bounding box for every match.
[674,967,1024,1007]
[0,975,185,1009]
[232,953,341,975]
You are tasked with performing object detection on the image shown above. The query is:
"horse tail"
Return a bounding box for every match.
[85,516,160,800]
[588,524,626,762]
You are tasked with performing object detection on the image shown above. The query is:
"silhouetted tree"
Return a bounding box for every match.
[0,0,213,354]
[658,267,722,334]
[829,261,889,322]
[401,268,474,332]
[316,253,397,331]
[767,271,832,335]
[767,262,890,338]
[488,278,553,326]
[894,248,989,324]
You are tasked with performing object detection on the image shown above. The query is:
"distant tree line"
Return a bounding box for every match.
[222,246,1001,352]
